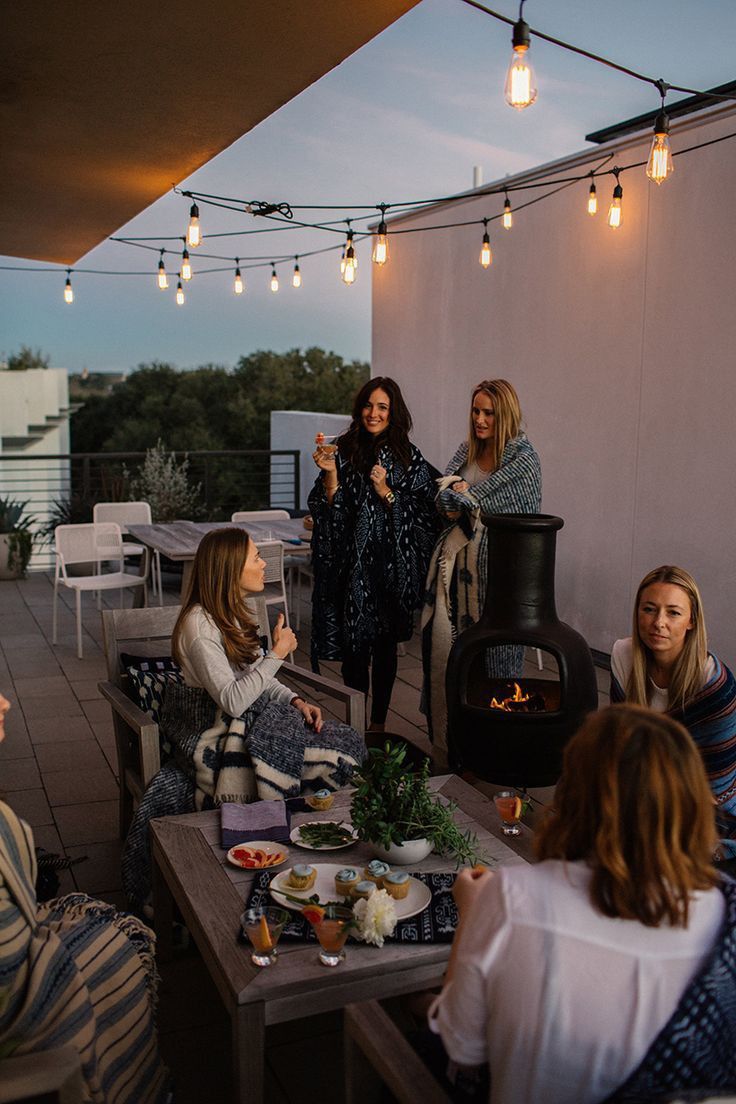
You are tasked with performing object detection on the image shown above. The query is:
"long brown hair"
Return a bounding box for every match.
[338,376,413,472]
[627,565,708,710]
[536,704,718,927]
[172,528,261,668]
[467,379,522,471]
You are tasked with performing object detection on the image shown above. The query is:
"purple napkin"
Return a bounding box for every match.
[220,801,291,848]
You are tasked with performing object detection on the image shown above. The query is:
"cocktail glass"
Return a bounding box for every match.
[306,904,354,967]
[241,906,289,967]
[494,790,522,836]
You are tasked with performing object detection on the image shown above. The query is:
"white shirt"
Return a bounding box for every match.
[611,637,716,711]
[429,860,723,1104]
[176,605,297,718]
[460,459,492,487]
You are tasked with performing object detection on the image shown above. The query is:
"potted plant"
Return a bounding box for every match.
[0,497,36,579]
[350,741,485,866]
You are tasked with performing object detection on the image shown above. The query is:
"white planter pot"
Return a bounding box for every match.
[371,837,433,865]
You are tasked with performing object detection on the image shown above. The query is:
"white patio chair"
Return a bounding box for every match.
[93,501,162,604]
[257,540,290,636]
[232,509,312,628]
[52,523,147,659]
[231,509,291,525]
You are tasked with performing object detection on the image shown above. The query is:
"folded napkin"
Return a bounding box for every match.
[240,871,459,945]
[220,801,291,849]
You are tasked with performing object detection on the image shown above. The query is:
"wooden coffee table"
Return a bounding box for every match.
[150,776,533,1103]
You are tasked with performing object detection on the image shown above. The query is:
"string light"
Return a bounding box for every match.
[646,87,674,184]
[504,1,537,110]
[479,220,493,268]
[157,251,168,289]
[587,178,598,215]
[339,246,346,276]
[292,258,302,288]
[187,203,201,247]
[181,247,192,281]
[176,278,185,305]
[270,265,279,292]
[608,170,623,229]
[234,260,244,295]
[372,206,389,266]
[64,270,73,304]
[502,193,513,229]
[343,226,358,284]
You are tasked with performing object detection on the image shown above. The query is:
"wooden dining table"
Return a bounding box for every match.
[127,518,311,604]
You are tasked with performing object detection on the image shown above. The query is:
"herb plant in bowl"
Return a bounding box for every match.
[350,741,484,866]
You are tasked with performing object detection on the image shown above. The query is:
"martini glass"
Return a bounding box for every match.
[306,904,354,967]
[241,906,288,967]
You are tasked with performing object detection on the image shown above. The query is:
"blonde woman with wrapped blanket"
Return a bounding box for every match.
[0,692,168,1103]
[421,380,541,761]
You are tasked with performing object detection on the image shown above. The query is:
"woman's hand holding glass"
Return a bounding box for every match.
[271,612,297,660]
[313,449,338,474]
[292,697,324,733]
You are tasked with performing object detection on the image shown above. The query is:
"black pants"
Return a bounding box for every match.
[341,636,398,725]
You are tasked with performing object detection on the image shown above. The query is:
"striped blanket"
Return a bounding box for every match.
[0,800,168,1102]
[611,654,736,858]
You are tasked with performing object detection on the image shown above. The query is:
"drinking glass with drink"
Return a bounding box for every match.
[303,903,354,967]
[494,790,523,836]
[241,906,289,967]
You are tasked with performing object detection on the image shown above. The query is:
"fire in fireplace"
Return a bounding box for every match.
[446,514,598,787]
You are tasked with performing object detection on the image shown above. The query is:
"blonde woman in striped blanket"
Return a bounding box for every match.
[0,691,169,1103]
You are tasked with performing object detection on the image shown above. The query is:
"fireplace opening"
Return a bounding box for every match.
[464,647,562,714]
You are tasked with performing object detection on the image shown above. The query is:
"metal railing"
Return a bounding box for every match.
[0,449,300,570]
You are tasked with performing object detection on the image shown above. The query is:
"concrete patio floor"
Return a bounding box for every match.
[0,570,611,1102]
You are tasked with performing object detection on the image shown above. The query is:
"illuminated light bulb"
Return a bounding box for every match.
[479,225,492,268]
[372,217,389,266]
[64,271,74,304]
[176,279,185,306]
[504,18,537,110]
[292,260,302,288]
[646,110,674,185]
[270,266,279,292]
[607,181,623,229]
[187,202,201,247]
[342,244,357,285]
[157,255,168,290]
[587,181,597,216]
[181,248,192,281]
[503,196,513,230]
[234,265,244,295]
[340,247,346,275]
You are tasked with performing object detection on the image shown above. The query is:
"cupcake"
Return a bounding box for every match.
[287,864,317,890]
[363,860,390,887]
[383,871,410,900]
[334,867,359,897]
[306,788,335,811]
[352,881,377,901]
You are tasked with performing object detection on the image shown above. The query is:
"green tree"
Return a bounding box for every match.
[7,345,50,370]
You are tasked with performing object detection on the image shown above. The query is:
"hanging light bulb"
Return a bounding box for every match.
[157,251,168,290]
[176,279,185,306]
[587,180,598,216]
[343,243,357,285]
[292,258,302,288]
[234,261,244,295]
[372,206,389,266]
[607,173,623,229]
[646,107,674,185]
[181,247,192,281]
[503,195,513,230]
[64,270,74,304]
[504,4,537,110]
[479,221,492,269]
[187,202,201,247]
[340,247,346,276]
[270,266,279,292]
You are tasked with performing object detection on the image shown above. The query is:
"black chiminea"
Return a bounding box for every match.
[445,514,597,787]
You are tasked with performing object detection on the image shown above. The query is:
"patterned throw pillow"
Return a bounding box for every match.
[121,654,184,724]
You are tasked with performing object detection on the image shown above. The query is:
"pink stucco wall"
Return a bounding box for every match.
[372,105,736,663]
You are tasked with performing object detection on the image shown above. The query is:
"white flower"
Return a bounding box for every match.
[352,888,398,947]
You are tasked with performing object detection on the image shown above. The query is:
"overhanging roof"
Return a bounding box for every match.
[1,0,419,265]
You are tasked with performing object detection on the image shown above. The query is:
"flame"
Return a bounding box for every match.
[490,682,532,711]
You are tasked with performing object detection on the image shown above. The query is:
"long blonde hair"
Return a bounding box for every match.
[172,528,261,668]
[536,704,718,927]
[627,565,708,711]
[467,379,522,471]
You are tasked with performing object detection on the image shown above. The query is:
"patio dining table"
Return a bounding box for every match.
[127,518,310,604]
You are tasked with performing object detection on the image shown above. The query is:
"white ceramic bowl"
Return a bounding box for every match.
[371,837,433,865]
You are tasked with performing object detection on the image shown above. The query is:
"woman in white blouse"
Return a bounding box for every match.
[430,704,727,1104]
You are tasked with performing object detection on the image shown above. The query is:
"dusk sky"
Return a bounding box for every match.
[2,0,735,374]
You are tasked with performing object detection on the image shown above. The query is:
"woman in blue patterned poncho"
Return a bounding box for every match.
[610,564,736,863]
[309,377,440,730]
[421,379,541,760]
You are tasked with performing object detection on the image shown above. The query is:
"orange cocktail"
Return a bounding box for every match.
[494,791,522,836]
[304,904,354,967]
[241,906,288,967]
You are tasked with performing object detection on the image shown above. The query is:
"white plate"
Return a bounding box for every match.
[269,863,432,921]
[289,821,357,851]
[226,841,288,870]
